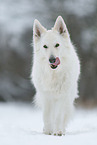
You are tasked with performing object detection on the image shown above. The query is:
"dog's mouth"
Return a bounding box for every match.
[50,57,60,69]
[50,64,58,69]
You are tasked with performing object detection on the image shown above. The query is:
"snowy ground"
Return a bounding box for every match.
[0,103,97,145]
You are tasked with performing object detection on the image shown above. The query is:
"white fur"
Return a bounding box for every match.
[31,16,80,136]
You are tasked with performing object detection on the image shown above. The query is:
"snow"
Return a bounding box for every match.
[0,0,49,34]
[64,0,96,17]
[81,29,97,51]
[1,0,96,35]
[0,103,97,145]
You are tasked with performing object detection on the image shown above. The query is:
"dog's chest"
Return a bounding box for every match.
[40,71,65,92]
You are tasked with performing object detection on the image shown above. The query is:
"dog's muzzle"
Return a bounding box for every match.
[49,55,60,69]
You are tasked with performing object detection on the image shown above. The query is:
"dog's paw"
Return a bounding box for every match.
[53,131,62,136]
[53,131,65,136]
[43,128,53,135]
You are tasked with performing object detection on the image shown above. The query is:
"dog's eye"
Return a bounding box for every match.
[55,43,60,47]
[43,45,48,49]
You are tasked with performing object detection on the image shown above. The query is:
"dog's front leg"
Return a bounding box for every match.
[42,99,53,135]
[53,98,72,136]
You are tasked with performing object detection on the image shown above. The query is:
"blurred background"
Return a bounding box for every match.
[0,0,97,107]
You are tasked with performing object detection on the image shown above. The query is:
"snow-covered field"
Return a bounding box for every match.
[0,103,97,145]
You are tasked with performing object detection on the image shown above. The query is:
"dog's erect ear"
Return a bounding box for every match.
[33,19,47,38]
[54,16,69,36]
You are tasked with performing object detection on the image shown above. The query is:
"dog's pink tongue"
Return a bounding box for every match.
[53,57,60,66]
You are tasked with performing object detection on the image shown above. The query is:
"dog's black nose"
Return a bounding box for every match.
[49,55,56,63]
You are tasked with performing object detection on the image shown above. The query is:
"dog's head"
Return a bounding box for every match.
[33,16,71,70]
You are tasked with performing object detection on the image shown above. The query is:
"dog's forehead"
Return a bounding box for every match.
[42,30,60,44]
[46,30,57,37]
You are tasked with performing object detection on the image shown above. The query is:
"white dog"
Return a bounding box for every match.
[31,16,80,136]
